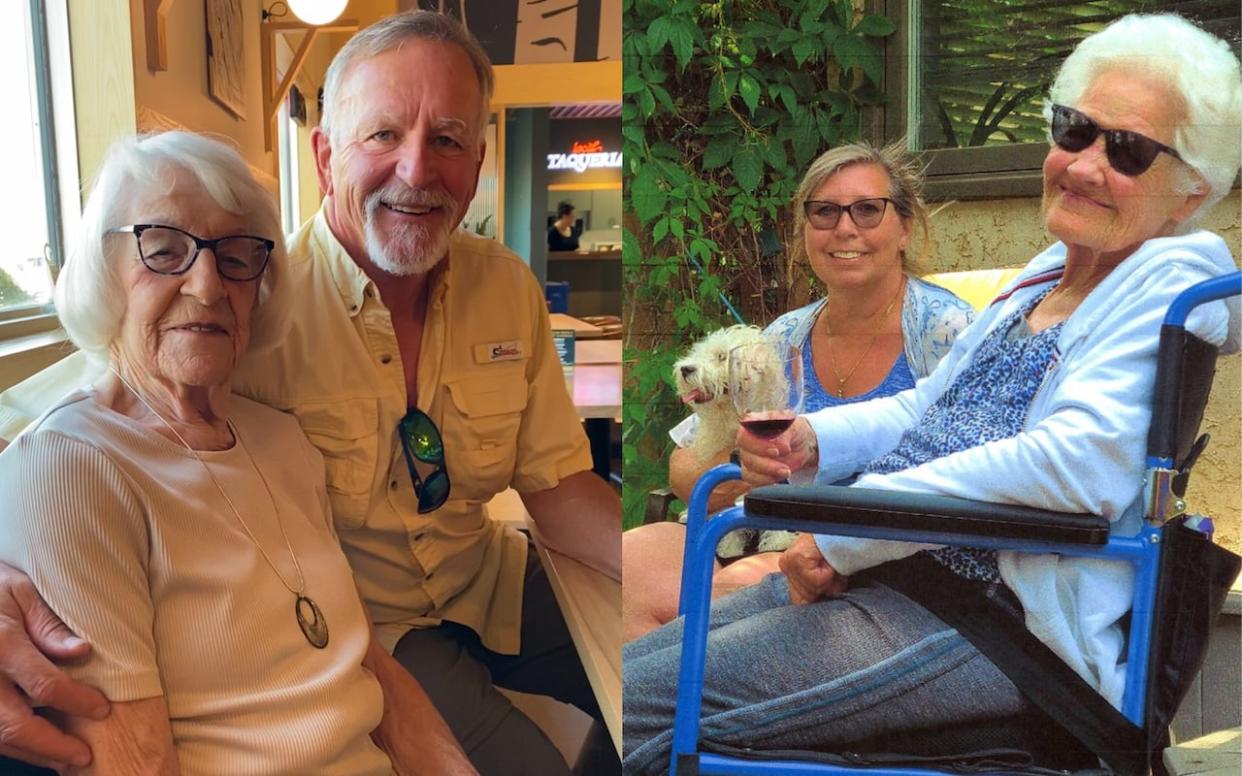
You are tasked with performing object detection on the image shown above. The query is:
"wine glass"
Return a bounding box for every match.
[728,341,803,439]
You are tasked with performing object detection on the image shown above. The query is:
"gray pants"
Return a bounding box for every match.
[394,545,618,776]
[622,573,1029,775]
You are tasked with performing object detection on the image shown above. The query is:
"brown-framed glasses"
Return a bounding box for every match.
[802,198,894,230]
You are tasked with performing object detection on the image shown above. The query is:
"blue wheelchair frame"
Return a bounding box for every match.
[669,272,1242,776]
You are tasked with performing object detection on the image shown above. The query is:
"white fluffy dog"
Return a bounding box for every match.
[673,325,770,460]
[674,325,798,558]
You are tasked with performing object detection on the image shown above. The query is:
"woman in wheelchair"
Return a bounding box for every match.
[622,13,1242,775]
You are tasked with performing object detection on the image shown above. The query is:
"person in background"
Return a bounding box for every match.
[624,13,1241,772]
[623,142,974,642]
[549,201,581,251]
[0,11,619,776]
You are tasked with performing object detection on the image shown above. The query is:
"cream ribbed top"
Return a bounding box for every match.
[0,390,392,774]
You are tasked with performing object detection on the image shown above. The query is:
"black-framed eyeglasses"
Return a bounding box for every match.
[802,198,893,230]
[398,408,450,514]
[108,224,274,281]
[1050,104,1182,177]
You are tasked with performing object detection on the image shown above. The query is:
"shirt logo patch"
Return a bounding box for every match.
[484,341,524,362]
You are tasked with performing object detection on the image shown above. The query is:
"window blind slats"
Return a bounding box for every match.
[915,0,1241,150]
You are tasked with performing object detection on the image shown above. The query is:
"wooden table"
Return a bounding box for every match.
[569,340,620,420]
[576,339,621,365]
[565,338,621,479]
[549,313,603,336]
[526,516,622,755]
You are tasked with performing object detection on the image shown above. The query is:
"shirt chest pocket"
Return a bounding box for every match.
[291,399,379,530]
[442,374,528,501]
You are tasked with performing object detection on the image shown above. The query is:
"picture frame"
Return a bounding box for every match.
[205,0,245,119]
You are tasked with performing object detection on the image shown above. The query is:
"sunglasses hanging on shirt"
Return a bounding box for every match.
[398,408,451,514]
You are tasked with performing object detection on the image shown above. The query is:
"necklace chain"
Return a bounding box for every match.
[110,369,307,597]
[822,279,904,398]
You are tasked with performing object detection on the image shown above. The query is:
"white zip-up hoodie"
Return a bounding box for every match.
[799,231,1240,709]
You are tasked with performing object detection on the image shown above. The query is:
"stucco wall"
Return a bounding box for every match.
[925,190,1242,553]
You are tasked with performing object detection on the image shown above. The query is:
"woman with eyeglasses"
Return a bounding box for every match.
[623,142,975,642]
[623,14,1240,773]
[0,133,471,774]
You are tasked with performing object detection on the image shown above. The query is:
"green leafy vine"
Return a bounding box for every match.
[621,0,894,528]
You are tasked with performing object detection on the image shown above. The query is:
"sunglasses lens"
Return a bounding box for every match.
[805,203,841,230]
[1052,106,1096,152]
[850,200,887,228]
[417,470,450,513]
[404,413,443,462]
[1106,132,1161,176]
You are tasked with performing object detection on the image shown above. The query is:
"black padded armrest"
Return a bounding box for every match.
[744,485,1110,545]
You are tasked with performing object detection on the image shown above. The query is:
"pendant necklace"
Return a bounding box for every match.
[111,370,329,649]
[822,279,904,398]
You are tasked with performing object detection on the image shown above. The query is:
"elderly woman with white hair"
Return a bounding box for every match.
[623,13,1241,774]
[0,132,471,774]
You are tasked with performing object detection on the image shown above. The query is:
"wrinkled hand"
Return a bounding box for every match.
[736,416,818,486]
[0,563,108,769]
[779,534,846,605]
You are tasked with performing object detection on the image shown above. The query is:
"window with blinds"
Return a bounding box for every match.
[887,0,1241,197]
[911,0,1240,151]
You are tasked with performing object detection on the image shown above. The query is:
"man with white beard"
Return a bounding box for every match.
[0,10,620,776]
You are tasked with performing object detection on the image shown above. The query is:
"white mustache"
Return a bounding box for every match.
[365,183,456,215]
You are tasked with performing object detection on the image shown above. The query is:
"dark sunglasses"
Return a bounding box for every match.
[1050,104,1182,177]
[802,197,894,230]
[398,408,450,514]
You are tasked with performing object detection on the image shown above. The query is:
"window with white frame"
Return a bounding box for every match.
[880,0,1241,199]
[0,0,75,335]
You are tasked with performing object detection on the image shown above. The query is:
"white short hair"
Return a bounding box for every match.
[319,10,494,146]
[1044,14,1242,226]
[55,131,290,364]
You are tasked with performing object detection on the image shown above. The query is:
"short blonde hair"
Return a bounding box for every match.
[789,140,932,276]
[55,132,290,364]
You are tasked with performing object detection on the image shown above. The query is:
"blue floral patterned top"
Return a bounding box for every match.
[865,289,1063,581]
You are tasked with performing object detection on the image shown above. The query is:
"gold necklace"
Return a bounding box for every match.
[110,369,329,649]
[821,280,904,398]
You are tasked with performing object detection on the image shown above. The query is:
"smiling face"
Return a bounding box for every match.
[803,163,911,293]
[1042,69,1206,260]
[111,172,261,389]
[313,40,486,276]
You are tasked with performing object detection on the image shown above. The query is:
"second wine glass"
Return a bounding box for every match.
[728,340,803,439]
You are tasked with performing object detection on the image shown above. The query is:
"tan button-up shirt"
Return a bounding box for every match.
[0,209,593,655]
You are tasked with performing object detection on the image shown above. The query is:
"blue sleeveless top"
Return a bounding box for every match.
[803,347,916,412]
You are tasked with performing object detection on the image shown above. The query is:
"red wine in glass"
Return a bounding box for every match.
[740,412,797,438]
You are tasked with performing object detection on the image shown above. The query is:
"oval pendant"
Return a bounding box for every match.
[295,595,330,648]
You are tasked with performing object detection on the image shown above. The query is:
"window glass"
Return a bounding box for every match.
[0,1,56,313]
[908,0,1241,152]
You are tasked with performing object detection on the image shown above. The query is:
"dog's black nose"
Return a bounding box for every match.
[680,365,696,378]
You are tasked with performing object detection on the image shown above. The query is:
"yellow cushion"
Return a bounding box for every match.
[925,268,1026,312]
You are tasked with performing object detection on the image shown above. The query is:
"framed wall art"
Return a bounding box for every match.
[206,0,245,119]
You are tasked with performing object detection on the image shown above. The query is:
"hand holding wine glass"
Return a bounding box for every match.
[729,341,813,484]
